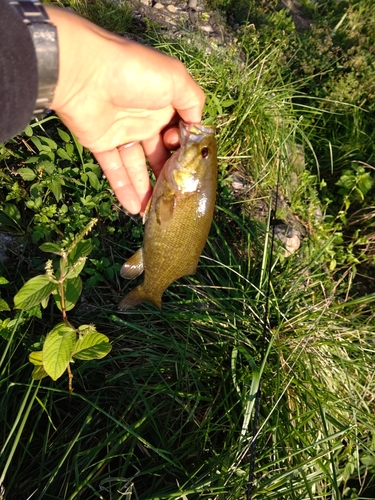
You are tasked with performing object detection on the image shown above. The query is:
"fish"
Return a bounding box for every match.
[119,120,217,310]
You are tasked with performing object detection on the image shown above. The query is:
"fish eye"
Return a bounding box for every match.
[201,147,209,158]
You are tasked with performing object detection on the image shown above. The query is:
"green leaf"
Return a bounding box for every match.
[57,128,71,143]
[0,210,22,233]
[221,99,237,107]
[29,350,43,366]
[40,136,58,150]
[39,242,63,255]
[32,365,49,380]
[357,171,374,196]
[99,201,112,217]
[43,323,76,380]
[0,277,9,285]
[67,239,93,264]
[57,148,72,160]
[24,124,33,137]
[27,304,43,318]
[30,136,43,152]
[24,156,39,164]
[73,329,111,360]
[86,171,101,191]
[14,275,57,310]
[84,163,101,177]
[66,143,75,158]
[3,203,21,223]
[38,160,55,176]
[18,167,36,181]
[0,298,10,311]
[49,178,63,202]
[73,134,83,157]
[53,276,82,312]
[41,295,50,309]
[64,257,87,280]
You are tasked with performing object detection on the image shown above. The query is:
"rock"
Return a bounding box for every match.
[167,4,178,13]
[139,0,150,5]
[201,24,214,33]
[0,232,21,263]
[274,224,301,257]
[153,2,164,9]
[188,0,197,9]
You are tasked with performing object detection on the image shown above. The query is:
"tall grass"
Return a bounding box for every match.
[1,0,375,499]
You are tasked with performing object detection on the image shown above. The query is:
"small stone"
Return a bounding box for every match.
[167,4,177,12]
[139,0,150,5]
[201,24,214,33]
[274,225,301,257]
[153,2,164,9]
[188,0,197,9]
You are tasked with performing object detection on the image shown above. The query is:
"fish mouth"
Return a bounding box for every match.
[179,121,216,147]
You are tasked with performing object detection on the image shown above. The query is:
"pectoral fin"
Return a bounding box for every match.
[142,196,152,224]
[120,248,144,279]
[155,191,175,227]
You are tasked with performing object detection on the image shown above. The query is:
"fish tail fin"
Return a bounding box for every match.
[118,285,162,311]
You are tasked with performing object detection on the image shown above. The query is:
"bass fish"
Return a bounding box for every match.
[119,121,217,310]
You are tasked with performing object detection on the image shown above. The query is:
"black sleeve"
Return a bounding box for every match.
[0,0,38,144]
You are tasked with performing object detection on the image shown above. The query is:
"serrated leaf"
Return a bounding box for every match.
[27,304,43,318]
[99,201,112,217]
[358,172,374,195]
[0,277,9,285]
[14,275,57,310]
[32,365,49,380]
[38,160,55,176]
[73,331,111,360]
[64,257,87,280]
[29,350,43,365]
[43,323,76,380]
[86,171,101,191]
[53,276,82,312]
[18,167,36,181]
[49,178,63,202]
[57,128,71,143]
[39,242,63,255]
[0,298,10,311]
[68,239,93,264]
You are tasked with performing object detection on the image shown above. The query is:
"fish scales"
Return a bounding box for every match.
[119,121,217,310]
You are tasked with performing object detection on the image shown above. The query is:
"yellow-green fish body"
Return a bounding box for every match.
[119,121,217,310]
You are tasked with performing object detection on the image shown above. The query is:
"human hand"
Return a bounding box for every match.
[46,6,205,214]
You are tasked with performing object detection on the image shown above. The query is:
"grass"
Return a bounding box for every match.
[1,0,375,498]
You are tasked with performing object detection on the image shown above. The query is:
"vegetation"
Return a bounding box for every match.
[1,0,375,498]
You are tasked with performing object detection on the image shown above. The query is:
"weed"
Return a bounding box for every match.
[1,0,375,498]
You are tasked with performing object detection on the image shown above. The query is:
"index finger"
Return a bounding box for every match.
[171,65,206,124]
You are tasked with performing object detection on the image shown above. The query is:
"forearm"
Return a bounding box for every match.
[0,0,38,143]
